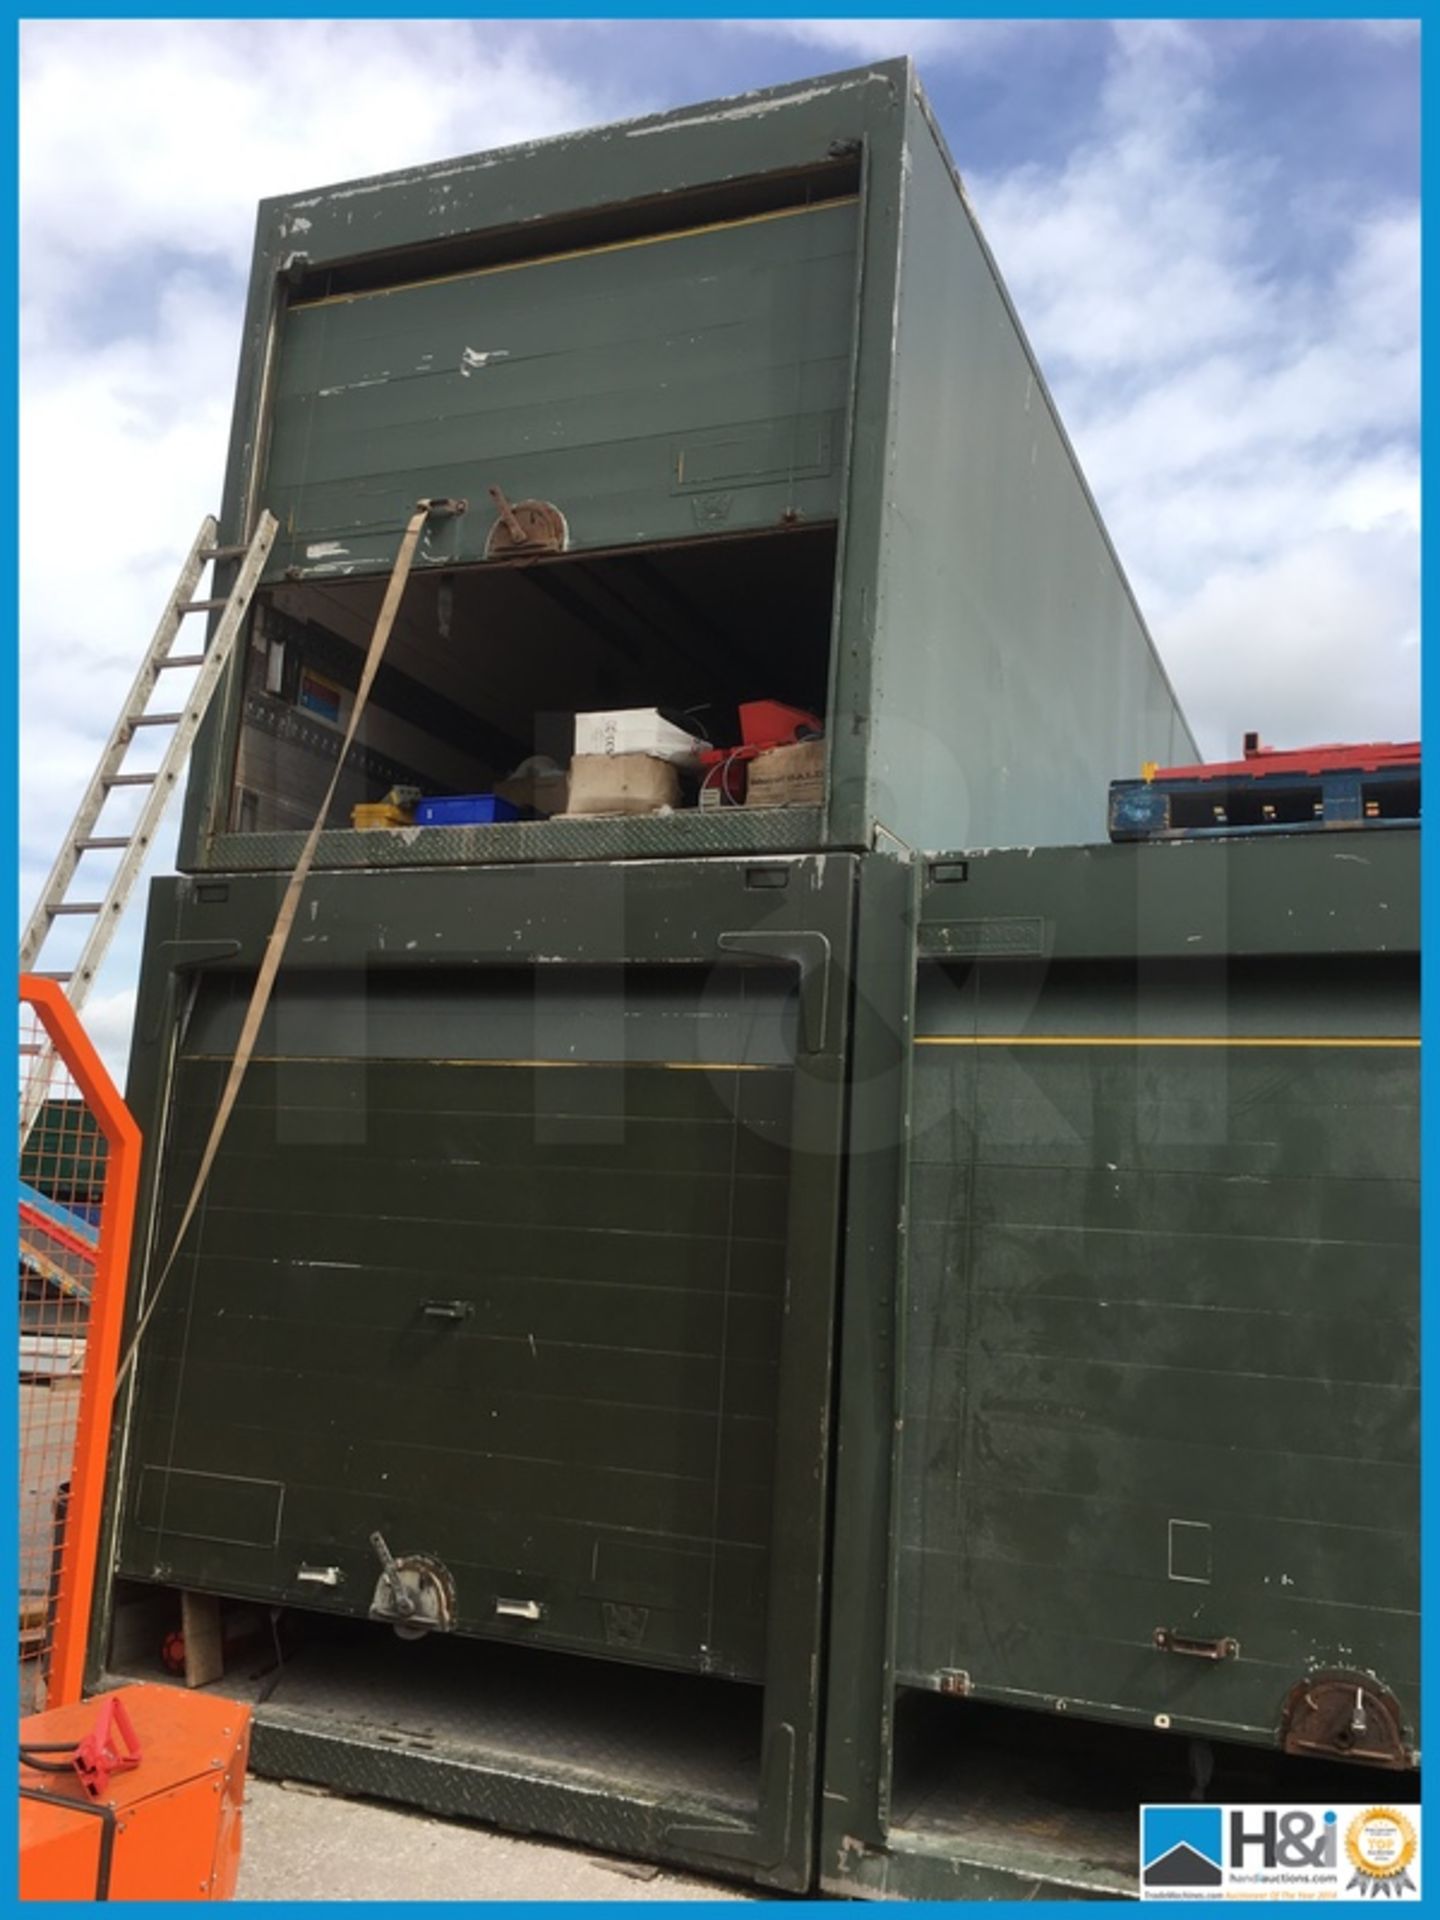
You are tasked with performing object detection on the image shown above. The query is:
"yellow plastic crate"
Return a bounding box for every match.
[350,802,414,830]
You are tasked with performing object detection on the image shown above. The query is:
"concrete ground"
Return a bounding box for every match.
[237,1778,752,1902]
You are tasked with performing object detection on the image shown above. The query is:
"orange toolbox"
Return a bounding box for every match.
[19,1683,251,1901]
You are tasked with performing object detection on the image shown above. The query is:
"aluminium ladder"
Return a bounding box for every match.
[21,512,278,1011]
[20,511,277,1147]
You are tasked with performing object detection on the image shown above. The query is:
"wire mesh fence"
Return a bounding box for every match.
[18,977,140,1712]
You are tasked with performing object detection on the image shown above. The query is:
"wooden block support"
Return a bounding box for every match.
[179,1589,223,1688]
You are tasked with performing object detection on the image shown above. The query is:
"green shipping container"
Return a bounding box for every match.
[90,61,1403,1901]
[102,854,857,1886]
[97,62,1198,1888]
[174,55,1192,876]
[823,829,1420,1899]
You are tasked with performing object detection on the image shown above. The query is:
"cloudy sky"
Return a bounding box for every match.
[19,18,1420,1077]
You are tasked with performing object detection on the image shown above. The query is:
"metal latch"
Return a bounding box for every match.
[1154,1628,1239,1661]
[494,1598,544,1622]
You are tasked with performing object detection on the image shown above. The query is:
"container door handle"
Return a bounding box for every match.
[715,931,833,1053]
[1154,1628,1239,1661]
[422,1300,473,1322]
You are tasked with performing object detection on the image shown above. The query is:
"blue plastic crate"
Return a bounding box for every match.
[414,794,520,826]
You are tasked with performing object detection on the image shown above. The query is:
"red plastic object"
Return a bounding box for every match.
[737,700,823,749]
[71,1694,143,1800]
[695,704,825,805]
[1153,736,1420,784]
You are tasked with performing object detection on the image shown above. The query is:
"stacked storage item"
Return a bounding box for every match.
[87,57,1287,1902]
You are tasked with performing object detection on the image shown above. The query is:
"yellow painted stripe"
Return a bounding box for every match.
[291,196,860,312]
[186,1054,780,1073]
[914,1035,1419,1050]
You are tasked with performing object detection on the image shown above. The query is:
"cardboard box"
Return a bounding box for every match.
[573,708,703,766]
[564,753,681,817]
[494,759,569,816]
[744,739,826,808]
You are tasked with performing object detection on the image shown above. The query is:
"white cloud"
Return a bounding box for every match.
[968,22,1419,757]
[70,984,141,1089]
[19,22,621,1062]
[20,22,616,315]
[1163,528,1420,752]
[727,19,1014,63]
[1359,21,1421,43]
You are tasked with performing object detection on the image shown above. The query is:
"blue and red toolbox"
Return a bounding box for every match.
[1109,733,1421,841]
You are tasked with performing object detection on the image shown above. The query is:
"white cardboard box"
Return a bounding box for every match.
[573,708,703,766]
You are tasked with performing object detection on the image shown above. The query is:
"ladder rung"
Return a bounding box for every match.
[19,1041,45,1055]
[19,508,276,1006]
[30,971,73,982]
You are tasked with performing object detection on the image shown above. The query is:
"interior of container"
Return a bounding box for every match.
[225,524,837,837]
[886,1690,1421,1895]
[105,1581,764,1824]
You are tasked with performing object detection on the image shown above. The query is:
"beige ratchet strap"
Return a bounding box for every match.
[117,497,466,1386]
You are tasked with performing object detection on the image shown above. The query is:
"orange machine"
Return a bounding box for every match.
[18,975,253,1900]
[19,1684,251,1900]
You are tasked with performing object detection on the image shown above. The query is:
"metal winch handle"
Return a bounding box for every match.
[369,1531,416,1619]
[487,485,527,545]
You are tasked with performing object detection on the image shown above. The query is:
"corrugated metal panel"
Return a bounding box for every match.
[120,968,797,1679]
[264,201,858,582]
[103,851,857,1890]
[900,969,1418,1735]
[822,831,1419,1899]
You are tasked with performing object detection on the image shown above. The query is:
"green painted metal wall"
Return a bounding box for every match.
[264,200,857,580]
[120,969,796,1679]
[859,97,1196,853]
[822,830,1419,1899]
[101,852,857,1889]
[179,63,903,870]
[901,962,1418,1736]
